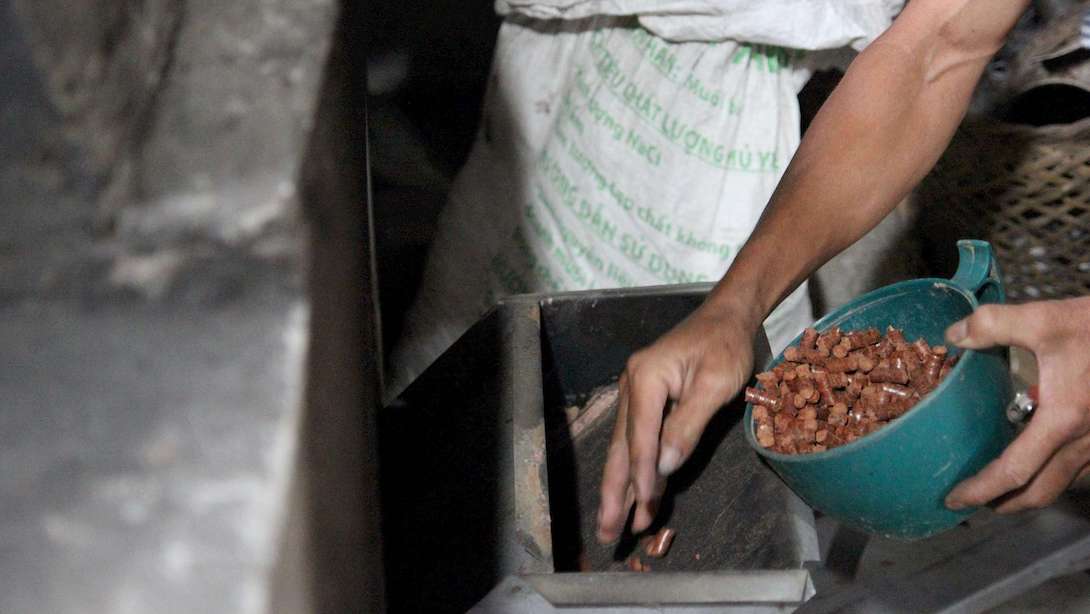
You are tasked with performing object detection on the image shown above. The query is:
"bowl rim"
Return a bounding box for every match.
[744,276,995,463]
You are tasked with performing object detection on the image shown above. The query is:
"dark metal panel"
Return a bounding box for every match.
[380,302,550,614]
[287,2,386,611]
[533,284,714,406]
[382,286,815,612]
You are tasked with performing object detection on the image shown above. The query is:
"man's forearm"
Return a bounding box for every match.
[705,0,1030,328]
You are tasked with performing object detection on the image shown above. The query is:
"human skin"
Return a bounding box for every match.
[944,298,1090,513]
[597,0,1034,544]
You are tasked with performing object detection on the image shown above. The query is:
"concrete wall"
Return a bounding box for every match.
[11,0,182,180]
[1,1,388,611]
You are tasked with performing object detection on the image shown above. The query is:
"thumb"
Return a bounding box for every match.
[945,303,1044,351]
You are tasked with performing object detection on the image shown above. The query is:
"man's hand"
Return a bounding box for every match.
[595,303,759,544]
[945,296,1090,512]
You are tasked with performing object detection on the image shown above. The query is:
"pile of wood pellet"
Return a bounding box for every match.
[746,326,959,455]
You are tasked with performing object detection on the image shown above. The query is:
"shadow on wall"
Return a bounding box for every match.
[366,1,501,361]
[374,9,528,613]
[9,0,183,206]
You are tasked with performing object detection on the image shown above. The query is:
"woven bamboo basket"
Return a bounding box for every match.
[916,116,1090,302]
[916,5,1090,302]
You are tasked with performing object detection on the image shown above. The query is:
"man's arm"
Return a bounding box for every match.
[710,0,1030,325]
[598,0,1031,543]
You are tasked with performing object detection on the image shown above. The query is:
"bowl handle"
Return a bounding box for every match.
[950,240,1006,306]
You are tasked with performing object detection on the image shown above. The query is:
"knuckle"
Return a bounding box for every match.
[1058,413,1084,435]
[625,352,647,376]
[678,422,705,447]
[1047,410,1086,441]
[605,436,627,459]
[692,369,728,396]
[660,421,692,451]
[1022,489,1057,510]
[1024,302,1058,341]
[970,304,1002,334]
[1000,462,1033,490]
[628,445,654,467]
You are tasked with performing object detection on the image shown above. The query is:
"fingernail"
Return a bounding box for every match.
[658,446,681,475]
[946,320,968,343]
[945,495,964,510]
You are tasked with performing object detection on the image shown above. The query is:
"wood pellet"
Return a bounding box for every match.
[747,325,959,455]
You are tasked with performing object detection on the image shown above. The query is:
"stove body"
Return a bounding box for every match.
[379,285,820,612]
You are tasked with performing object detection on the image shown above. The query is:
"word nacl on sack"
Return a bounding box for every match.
[625,128,662,166]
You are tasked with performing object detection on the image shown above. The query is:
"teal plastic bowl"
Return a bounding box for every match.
[744,240,1016,540]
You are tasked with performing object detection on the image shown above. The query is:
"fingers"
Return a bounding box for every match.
[597,375,633,544]
[599,363,673,542]
[632,475,665,533]
[658,367,734,476]
[945,302,1050,351]
[596,310,753,542]
[625,364,669,515]
[994,430,1090,513]
[946,408,1076,509]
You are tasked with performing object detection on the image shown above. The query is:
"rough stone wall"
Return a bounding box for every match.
[0,1,378,612]
[11,0,183,181]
